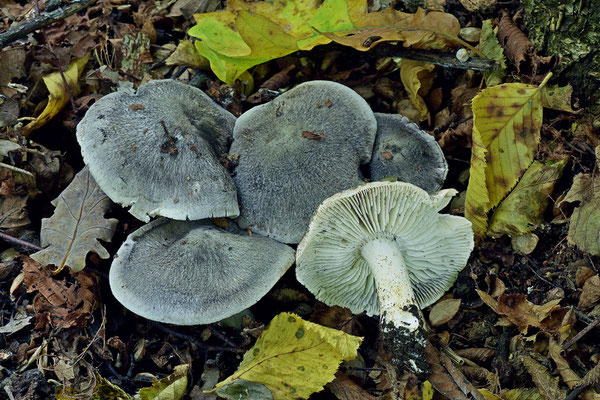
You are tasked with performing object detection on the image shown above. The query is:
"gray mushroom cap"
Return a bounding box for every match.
[296,181,474,316]
[369,113,448,192]
[230,80,377,244]
[76,79,238,222]
[109,219,295,325]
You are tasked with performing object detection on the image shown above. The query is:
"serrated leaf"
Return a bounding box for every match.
[188,0,459,84]
[520,355,566,400]
[479,20,506,87]
[465,75,550,239]
[561,173,600,255]
[31,167,118,272]
[211,312,362,400]
[400,60,436,122]
[488,159,567,237]
[138,364,189,400]
[22,53,90,135]
[216,380,273,400]
[502,388,544,400]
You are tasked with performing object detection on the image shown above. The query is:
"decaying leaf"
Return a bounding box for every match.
[429,298,461,327]
[326,372,375,400]
[578,275,600,310]
[31,167,118,273]
[501,388,544,400]
[560,173,600,255]
[22,53,90,135]
[189,0,459,83]
[56,371,132,400]
[426,344,485,400]
[211,312,362,399]
[138,364,189,400]
[0,194,30,234]
[465,75,549,239]
[479,19,506,87]
[520,355,566,400]
[0,311,32,334]
[541,84,576,113]
[400,60,436,122]
[488,159,567,237]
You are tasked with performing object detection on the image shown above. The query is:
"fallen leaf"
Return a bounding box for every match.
[0,312,32,334]
[326,372,375,400]
[560,173,600,255]
[165,40,210,69]
[501,388,544,400]
[216,380,273,400]
[429,298,461,327]
[541,84,576,113]
[211,312,362,399]
[31,167,118,273]
[0,140,22,157]
[496,294,566,334]
[138,364,189,400]
[56,371,132,400]
[465,75,549,239]
[488,159,567,237]
[22,53,90,135]
[479,19,506,87]
[578,275,600,310]
[0,194,30,233]
[400,60,436,122]
[426,344,485,400]
[189,0,460,83]
[520,355,566,400]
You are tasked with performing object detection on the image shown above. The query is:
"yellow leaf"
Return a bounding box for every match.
[465,74,550,239]
[211,312,362,400]
[479,389,502,400]
[56,372,133,400]
[22,53,90,135]
[165,40,210,69]
[138,364,189,400]
[188,0,460,84]
[561,173,600,255]
[541,84,576,113]
[400,60,436,122]
[488,159,567,237]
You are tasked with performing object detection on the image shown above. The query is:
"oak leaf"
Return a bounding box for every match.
[31,167,118,273]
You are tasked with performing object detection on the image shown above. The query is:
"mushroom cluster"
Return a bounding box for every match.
[76,78,472,374]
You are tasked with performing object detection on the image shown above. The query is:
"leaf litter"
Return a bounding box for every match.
[0,0,599,399]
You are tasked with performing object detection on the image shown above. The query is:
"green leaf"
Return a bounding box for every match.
[465,75,550,239]
[211,312,362,400]
[479,19,506,87]
[216,380,274,400]
[138,364,189,400]
[488,159,567,237]
[541,84,576,113]
[31,167,118,272]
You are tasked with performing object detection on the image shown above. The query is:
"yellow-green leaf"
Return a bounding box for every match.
[488,159,567,237]
[400,59,436,122]
[465,75,550,239]
[479,19,506,87]
[188,0,460,84]
[501,388,544,400]
[541,84,576,113]
[56,372,133,400]
[561,173,600,255]
[165,40,210,69]
[31,167,118,273]
[138,364,189,400]
[22,53,90,135]
[211,312,362,400]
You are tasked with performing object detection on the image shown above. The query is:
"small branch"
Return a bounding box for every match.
[150,322,244,353]
[562,314,600,350]
[0,162,35,177]
[0,0,97,49]
[0,231,43,252]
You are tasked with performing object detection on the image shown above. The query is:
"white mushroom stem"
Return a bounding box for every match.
[361,237,428,377]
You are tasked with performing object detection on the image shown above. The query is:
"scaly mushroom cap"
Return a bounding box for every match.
[370,113,448,192]
[109,219,295,325]
[296,181,474,316]
[76,79,238,222]
[231,80,377,244]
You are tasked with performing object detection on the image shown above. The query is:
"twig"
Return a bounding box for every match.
[0,162,35,177]
[565,384,588,400]
[207,325,239,347]
[563,314,600,350]
[0,231,43,251]
[150,322,244,353]
[0,0,97,49]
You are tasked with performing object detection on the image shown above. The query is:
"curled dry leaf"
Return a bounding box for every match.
[520,355,566,400]
[578,275,600,310]
[560,173,600,255]
[497,11,534,74]
[426,344,485,400]
[31,167,118,273]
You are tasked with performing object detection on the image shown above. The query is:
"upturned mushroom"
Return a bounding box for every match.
[370,113,448,192]
[296,181,473,377]
[109,219,295,325]
[230,80,377,244]
[76,79,238,222]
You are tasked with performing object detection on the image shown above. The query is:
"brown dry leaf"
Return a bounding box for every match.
[520,355,566,400]
[578,275,600,310]
[561,173,600,255]
[476,289,499,313]
[459,365,499,392]
[311,305,357,335]
[459,0,497,12]
[426,344,485,400]
[31,167,118,273]
[327,372,376,400]
[0,194,30,234]
[576,267,596,288]
[497,294,566,334]
[22,257,98,330]
[455,348,496,364]
[429,298,461,327]
[547,339,595,398]
[497,10,534,74]
[400,60,436,122]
